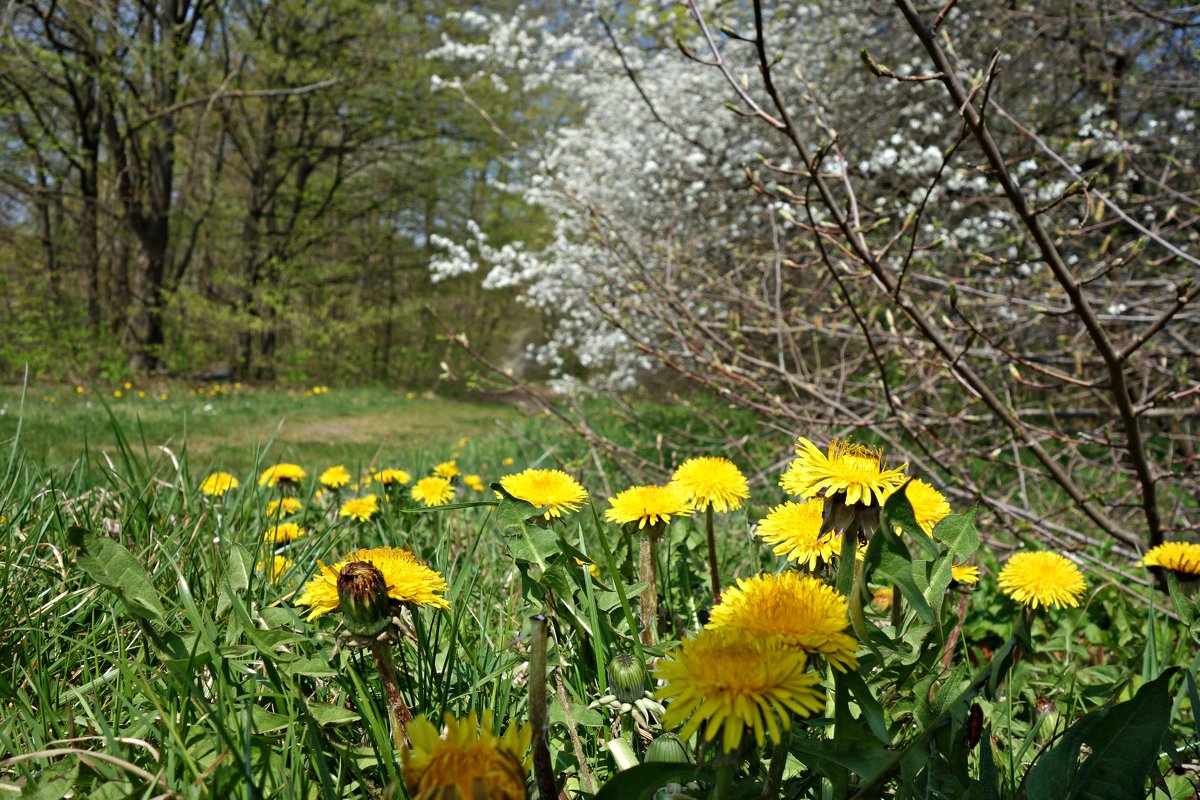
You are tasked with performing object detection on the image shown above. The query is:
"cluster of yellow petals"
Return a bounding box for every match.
[780,438,907,507]
[605,485,693,530]
[265,521,304,544]
[319,465,351,489]
[199,472,239,497]
[499,468,588,520]
[339,494,379,523]
[433,460,460,480]
[402,710,531,800]
[1138,542,1200,576]
[997,551,1086,610]
[707,572,859,671]
[755,499,843,570]
[373,468,413,486]
[655,627,824,753]
[258,463,307,487]
[267,497,302,517]
[890,478,950,536]
[411,476,455,507]
[295,546,450,621]
[669,456,749,513]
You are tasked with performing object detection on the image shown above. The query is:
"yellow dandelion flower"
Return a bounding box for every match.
[320,465,351,489]
[501,457,514,466]
[403,709,531,800]
[500,468,589,520]
[887,478,950,536]
[781,437,907,507]
[574,558,601,580]
[754,499,844,570]
[871,587,893,610]
[433,460,460,480]
[464,474,485,492]
[951,563,980,585]
[258,463,307,487]
[1138,542,1200,577]
[258,555,294,582]
[295,546,450,620]
[339,494,379,523]
[670,456,750,513]
[265,522,304,544]
[707,571,859,671]
[411,476,455,507]
[374,468,413,486]
[997,551,1086,610]
[605,485,693,530]
[655,627,824,753]
[113,390,123,398]
[267,497,302,517]
[199,472,239,497]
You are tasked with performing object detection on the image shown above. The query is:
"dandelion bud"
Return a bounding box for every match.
[645,732,692,764]
[607,652,647,704]
[337,561,391,638]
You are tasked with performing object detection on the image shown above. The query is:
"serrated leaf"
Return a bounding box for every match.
[307,702,360,726]
[251,706,293,734]
[74,532,165,622]
[933,509,980,559]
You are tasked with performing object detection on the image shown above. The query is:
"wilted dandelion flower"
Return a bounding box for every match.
[199,472,239,497]
[339,494,379,523]
[605,485,692,530]
[655,627,824,753]
[266,497,302,517]
[320,465,351,489]
[464,474,485,492]
[433,460,460,480]
[951,563,980,584]
[755,499,843,570]
[258,463,307,488]
[670,456,749,513]
[295,546,450,621]
[998,551,1086,609]
[1138,542,1200,577]
[500,468,588,520]
[890,479,950,536]
[402,710,531,800]
[411,476,455,507]
[374,468,412,486]
[258,555,293,582]
[707,571,859,671]
[265,522,304,544]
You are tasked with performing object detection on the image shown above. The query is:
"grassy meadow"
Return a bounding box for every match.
[1,384,1198,798]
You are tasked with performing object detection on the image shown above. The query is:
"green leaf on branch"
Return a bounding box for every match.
[71,528,165,623]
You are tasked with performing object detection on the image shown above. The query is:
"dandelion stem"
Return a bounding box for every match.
[528,614,559,800]
[369,639,412,750]
[890,585,903,630]
[761,728,791,799]
[705,503,721,603]
[639,531,659,645]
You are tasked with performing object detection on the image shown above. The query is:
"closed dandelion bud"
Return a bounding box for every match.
[607,652,647,704]
[337,561,391,638]
[646,732,692,764]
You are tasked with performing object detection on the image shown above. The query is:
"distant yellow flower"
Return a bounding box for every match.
[123,381,132,390]
[265,522,304,544]
[998,551,1086,610]
[781,437,907,507]
[500,468,588,520]
[1138,542,1200,577]
[259,463,307,487]
[295,546,450,621]
[339,494,379,523]
[670,456,749,513]
[707,571,859,671]
[402,710,531,800]
[755,499,843,570]
[951,563,980,584]
[889,479,950,536]
[605,485,693,530]
[113,390,123,398]
[411,476,455,507]
[199,472,239,497]
[464,474,485,492]
[655,627,824,753]
[75,386,85,394]
[267,497,302,517]
[320,465,351,489]
[454,436,470,448]
[502,457,514,466]
[433,460,460,480]
[374,468,412,486]
[258,555,294,582]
